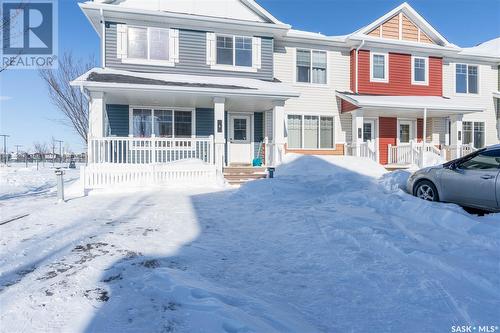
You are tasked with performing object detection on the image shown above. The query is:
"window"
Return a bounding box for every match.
[412,57,428,85]
[287,115,302,149]
[304,116,319,148]
[296,49,327,84]
[320,117,334,149]
[463,121,485,149]
[459,150,500,170]
[216,35,252,67]
[371,53,388,82]
[128,27,169,61]
[363,122,373,142]
[287,115,335,149]
[456,64,478,94]
[233,118,248,141]
[149,28,169,61]
[128,27,148,59]
[174,111,192,138]
[132,108,193,138]
[154,110,172,137]
[133,109,152,137]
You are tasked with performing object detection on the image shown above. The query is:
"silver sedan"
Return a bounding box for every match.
[407,145,500,212]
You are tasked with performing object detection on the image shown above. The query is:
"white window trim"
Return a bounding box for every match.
[294,48,329,86]
[411,56,429,86]
[396,119,417,145]
[211,34,258,72]
[454,63,480,96]
[462,120,485,148]
[286,114,336,150]
[370,52,389,83]
[128,106,196,138]
[122,26,176,67]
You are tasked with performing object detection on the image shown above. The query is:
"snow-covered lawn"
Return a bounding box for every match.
[0,156,499,332]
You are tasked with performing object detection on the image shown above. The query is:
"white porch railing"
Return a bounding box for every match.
[388,141,475,166]
[344,141,377,162]
[88,136,214,165]
[443,143,477,160]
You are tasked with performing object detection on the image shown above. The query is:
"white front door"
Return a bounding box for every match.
[363,120,376,150]
[228,114,252,164]
[398,120,414,144]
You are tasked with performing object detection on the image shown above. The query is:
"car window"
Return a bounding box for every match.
[459,149,500,170]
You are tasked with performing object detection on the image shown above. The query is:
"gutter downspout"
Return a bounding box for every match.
[100,8,105,68]
[355,39,365,94]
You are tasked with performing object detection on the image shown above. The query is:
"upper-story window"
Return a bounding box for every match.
[216,35,252,67]
[206,33,261,72]
[116,24,179,66]
[456,64,478,94]
[412,56,428,85]
[296,49,327,84]
[128,27,169,61]
[370,52,388,82]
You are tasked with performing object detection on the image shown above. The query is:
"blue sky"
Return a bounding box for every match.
[0,0,499,153]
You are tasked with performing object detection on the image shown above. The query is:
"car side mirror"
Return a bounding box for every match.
[447,162,457,170]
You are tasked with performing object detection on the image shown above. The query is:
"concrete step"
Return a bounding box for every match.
[224,174,267,180]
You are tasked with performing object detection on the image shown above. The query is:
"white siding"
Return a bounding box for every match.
[442,59,499,146]
[274,42,351,143]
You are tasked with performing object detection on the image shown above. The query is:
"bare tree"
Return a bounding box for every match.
[33,141,48,160]
[0,2,27,73]
[39,53,95,143]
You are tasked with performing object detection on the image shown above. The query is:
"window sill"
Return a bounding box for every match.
[411,81,429,86]
[293,82,329,88]
[454,92,481,97]
[210,64,258,72]
[369,78,389,83]
[122,58,176,67]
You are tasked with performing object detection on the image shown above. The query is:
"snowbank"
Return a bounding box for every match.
[0,156,499,332]
[276,154,387,179]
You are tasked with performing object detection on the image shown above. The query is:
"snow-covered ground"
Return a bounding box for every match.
[0,156,499,333]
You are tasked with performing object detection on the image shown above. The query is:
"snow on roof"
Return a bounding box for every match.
[460,37,500,57]
[336,91,485,112]
[72,68,299,98]
[286,29,347,41]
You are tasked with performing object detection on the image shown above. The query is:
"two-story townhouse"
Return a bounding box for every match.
[72,0,500,189]
[332,3,500,166]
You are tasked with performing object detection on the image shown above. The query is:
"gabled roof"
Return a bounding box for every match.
[350,2,451,47]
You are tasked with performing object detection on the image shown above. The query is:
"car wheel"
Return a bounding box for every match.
[414,180,439,202]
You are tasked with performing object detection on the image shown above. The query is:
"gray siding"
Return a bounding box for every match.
[105,22,273,80]
[107,104,129,136]
[195,108,214,136]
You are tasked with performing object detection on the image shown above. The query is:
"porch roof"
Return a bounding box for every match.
[336,91,485,116]
[71,68,300,100]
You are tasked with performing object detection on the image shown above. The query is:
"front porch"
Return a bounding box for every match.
[337,92,485,168]
[72,68,299,189]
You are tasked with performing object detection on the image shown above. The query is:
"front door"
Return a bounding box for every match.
[398,120,413,144]
[363,120,376,151]
[228,114,252,164]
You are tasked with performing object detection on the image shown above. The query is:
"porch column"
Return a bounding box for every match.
[272,100,286,166]
[89,91,105,138]
[450,114,463,159]
[351,109,364,156]
[420,107,427,168]
[213,97,225,173]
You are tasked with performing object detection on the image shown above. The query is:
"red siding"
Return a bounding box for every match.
[379,117,397,165]
[350,49,356,92]
[340,99,359,112]
[356,50,443,96]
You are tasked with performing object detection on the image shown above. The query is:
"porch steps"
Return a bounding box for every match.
[223,166,268,185]
[384,164,413,171]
